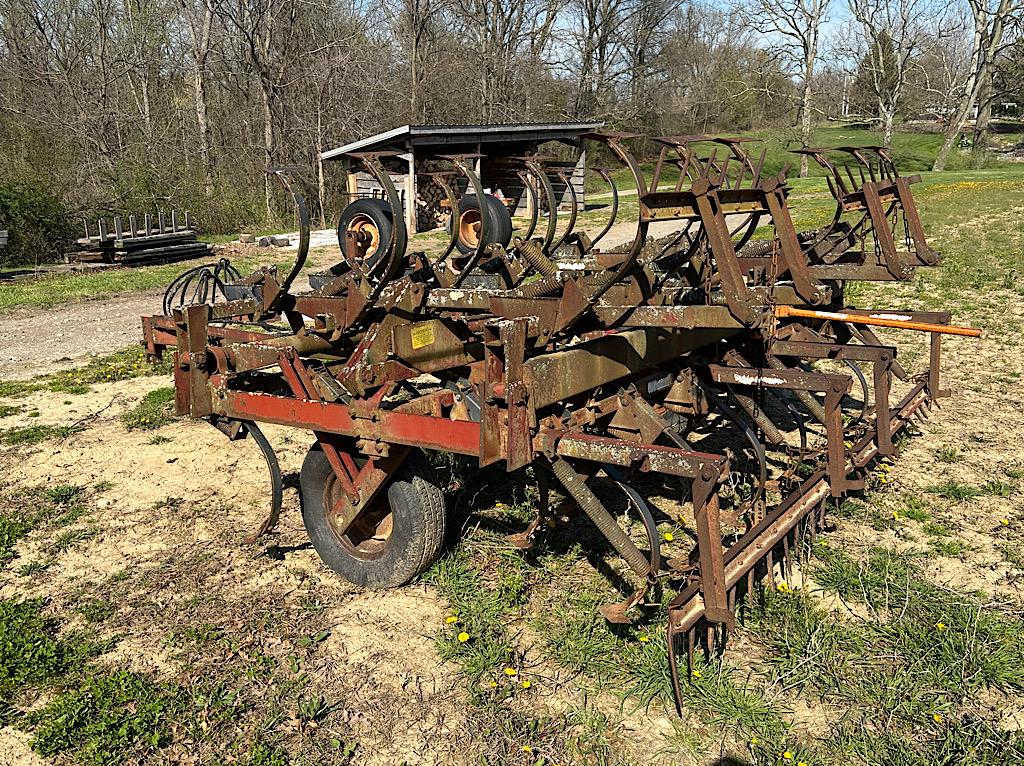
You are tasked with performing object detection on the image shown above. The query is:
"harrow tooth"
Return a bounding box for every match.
[687,628,696,674]
[141,128,980,721]
[782,534,792,581]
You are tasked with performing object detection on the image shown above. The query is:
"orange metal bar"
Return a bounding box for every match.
[775,305,982,338]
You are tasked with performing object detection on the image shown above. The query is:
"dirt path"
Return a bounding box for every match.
[0,222,680,382]
[0,288,164,381]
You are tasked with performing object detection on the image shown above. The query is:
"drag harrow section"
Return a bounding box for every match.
[141,132,981,713]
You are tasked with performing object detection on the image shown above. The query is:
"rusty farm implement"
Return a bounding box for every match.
[141,132,980,710]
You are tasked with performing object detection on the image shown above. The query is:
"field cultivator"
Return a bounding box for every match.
[141,132,980,711]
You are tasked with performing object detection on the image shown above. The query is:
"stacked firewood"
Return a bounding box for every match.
[69,211,212,266]
[416,180,450,232]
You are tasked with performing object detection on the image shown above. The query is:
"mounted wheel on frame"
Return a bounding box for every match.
[299,444,447,588]
[450,194,513,255]
[337,198,394,274]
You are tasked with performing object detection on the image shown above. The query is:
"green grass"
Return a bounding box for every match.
[926,480,983,502]
[0,346,172,399]
[51,527,98,553]
[534,576,801,761]
[74,597,116,624]
[925,479,1016,502]
[121,386,177,431]
[0,598,107,698]
[0,249,306,314]
[0,485,64,566]
[745,545,1024,764]
[30,670,179,765]
[0,483,95,567]
[900,495,930,522]
[0,423,82,446]
[932,538,971,557]
[423,541,530,697]
[16,558,53,576]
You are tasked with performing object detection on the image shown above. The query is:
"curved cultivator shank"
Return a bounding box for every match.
[142,133,980,712]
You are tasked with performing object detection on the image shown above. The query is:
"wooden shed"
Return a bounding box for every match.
[320,121,604,234]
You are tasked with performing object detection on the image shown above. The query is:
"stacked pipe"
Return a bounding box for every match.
[70,210,212,266]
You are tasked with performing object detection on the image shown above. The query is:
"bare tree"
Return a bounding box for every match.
[846,0,929,146]
[620,0,677,125]
[447,0,559,121]
[216,0,303,219]
[564,0,629,119]
[179,0,217,197]
[932,0,1022,170]
[739,0,830,176]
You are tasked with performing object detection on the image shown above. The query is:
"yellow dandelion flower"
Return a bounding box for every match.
[892,511,900,521]
[750,736,759,745]
[445,615,459,624]
[798,762,808,766]
[457,631,470,643]
[638,634,649,643]
[783,752,794,761]
[504,667,518,676]
[692,669,702,679]
[487,680,498,688]
[521,679,532,689]
[933,713,943,723]
[521,745,533,753]
[1000,518,1010,526]
[777,581,790,593]
[935,621,947,631]
[663,531,674,542]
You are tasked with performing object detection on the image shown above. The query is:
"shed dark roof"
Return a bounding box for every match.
[321,121,604,160]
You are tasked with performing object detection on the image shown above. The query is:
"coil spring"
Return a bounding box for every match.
[514,237,558,277]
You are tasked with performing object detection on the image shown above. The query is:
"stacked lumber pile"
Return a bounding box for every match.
[70,211,212,265]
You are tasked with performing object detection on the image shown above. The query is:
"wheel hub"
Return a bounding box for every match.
[346,213,381,261]
[458,209,482,248]
[323,474,393,560]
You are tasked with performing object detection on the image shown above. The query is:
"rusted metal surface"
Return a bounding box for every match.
[140,131,980,717]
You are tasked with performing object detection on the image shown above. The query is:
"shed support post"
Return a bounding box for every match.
[401,150,417,235]
[346,168,358,204]
[577,148,586,211]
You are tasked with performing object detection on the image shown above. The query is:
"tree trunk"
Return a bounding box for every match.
[882,107,894,148]
[192,2,215,198]
[316,107,327,228]
[800,77,813,177]
[261,82,274,221]
[193,66,214,197]
[933,99,972,172]
[973,68,993,147]
[934,0,1011,171]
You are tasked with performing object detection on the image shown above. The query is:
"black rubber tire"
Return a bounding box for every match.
[300,445,446,588]
[451,194,513,255]
[336,198,394,274]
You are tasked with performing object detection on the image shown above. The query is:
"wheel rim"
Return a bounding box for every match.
[323,472,393,560]
[458,209,482,248]
[346,213,381,261]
